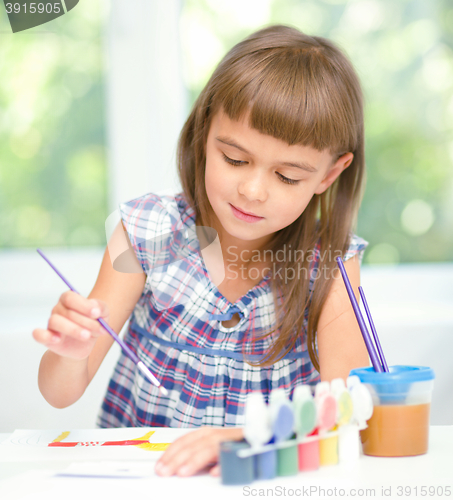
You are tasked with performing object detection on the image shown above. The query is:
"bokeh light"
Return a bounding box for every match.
[401,199,435,236]
[366,243,400,265]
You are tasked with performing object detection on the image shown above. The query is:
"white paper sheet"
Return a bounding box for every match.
[56,461,156,478]
[0,468,228,500]
[0,428,193,462]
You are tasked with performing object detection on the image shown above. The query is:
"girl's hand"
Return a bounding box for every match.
[32,291,109,360]
[155,427,244,477]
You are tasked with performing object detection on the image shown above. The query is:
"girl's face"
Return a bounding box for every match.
[205,109,353,247]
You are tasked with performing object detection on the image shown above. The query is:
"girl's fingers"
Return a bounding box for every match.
[209,464,220,476]
[50,292,109,338]
[32,293,111,360]
[175,444,219,476]
[47,314,95,342]
[59,291,109,321]
[156,437,216,476]
[156,428,216,468]
[32,326,94,360]
[62,307,106,337]
[87,297,109,319]
[155,427,244,477]
[32,328,61,346]
[156,430,196,465]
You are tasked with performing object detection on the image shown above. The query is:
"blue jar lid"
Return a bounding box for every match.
[350,365,435,383]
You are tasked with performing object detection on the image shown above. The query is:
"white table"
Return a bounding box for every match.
[1,427,452,500]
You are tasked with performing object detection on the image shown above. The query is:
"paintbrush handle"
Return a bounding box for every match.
[335,257,383,372]
[97,317,139,364]
[37,248,78,292]
[359,287,389,372]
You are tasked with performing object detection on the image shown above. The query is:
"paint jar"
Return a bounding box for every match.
[319,425,338,465]
[293,385,318,471]
[277,434,299,476]
[349,365,435,457]
[315,382,338,466]
[298,428,319,471]
[219,440,255,485]
[254,448,277,480]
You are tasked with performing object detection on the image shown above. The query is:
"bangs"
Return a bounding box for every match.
[212,46,360,155]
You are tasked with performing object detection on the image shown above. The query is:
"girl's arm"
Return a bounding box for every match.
[317,255,370,381]
[33,225,146,408]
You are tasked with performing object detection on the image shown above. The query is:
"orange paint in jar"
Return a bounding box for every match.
[349,366,435,458]
[360,403,430,456]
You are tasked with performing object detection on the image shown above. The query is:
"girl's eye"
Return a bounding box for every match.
[222,153,245,166]
[222,153,299,185]
[276,172,299,185]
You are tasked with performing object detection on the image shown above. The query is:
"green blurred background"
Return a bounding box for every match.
[0,0,452,263]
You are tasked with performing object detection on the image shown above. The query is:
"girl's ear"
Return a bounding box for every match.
[314,152,354,195]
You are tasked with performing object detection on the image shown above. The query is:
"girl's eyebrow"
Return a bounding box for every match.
[215,135,318,173]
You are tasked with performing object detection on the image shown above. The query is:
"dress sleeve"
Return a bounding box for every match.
[342,233,369,264]
[118,193,171,276]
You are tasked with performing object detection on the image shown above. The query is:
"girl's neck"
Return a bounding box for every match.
[196,214,273,302]
[196,214,273,266]
[219,231,271,266]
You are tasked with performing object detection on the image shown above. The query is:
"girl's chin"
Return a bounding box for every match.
[221,222,273,244]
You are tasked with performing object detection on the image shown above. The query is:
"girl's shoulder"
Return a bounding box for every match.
[119,191,195,234]
[118,192,195,274]
[343,233,369,263]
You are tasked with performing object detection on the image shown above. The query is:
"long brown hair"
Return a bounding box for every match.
[177,25,365,371]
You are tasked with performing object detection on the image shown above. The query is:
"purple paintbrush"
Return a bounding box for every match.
[37,248,168,396]
[335,257,383,372]
[359,286,389,372]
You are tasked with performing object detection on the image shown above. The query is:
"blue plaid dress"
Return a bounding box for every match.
[97,192,368,428]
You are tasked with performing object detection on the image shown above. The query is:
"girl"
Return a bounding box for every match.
[33,25,369,477]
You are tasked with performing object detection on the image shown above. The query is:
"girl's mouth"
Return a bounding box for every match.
[230,204,264,223]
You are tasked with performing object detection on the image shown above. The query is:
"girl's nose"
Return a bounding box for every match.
[237,172,268,202]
